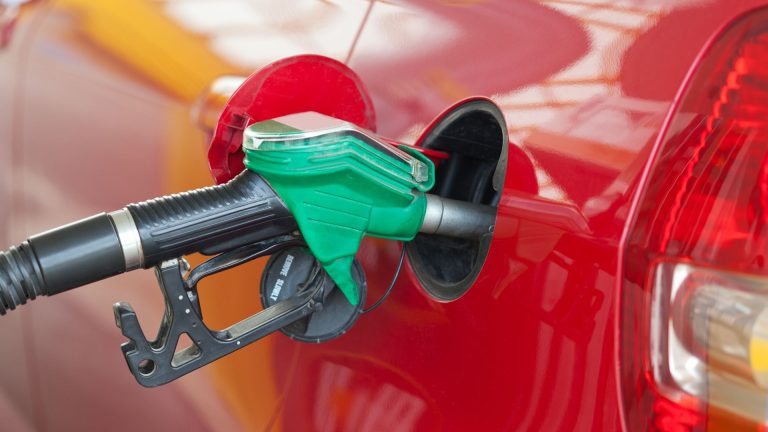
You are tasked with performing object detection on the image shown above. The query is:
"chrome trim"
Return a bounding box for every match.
[109,209,144,271]
[420,194,444,234]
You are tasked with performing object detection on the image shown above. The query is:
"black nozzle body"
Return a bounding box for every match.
[0,171,296,315]
[128,170,296,267]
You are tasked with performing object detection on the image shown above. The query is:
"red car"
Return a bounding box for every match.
[1,0,767,430]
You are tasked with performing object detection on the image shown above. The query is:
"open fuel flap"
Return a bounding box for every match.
[407,99,509,301]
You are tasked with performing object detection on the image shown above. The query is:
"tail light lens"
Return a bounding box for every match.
[621,8,768,431]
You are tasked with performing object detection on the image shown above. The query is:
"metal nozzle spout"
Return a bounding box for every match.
[420,194,496,240]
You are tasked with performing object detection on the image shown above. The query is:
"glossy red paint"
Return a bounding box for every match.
[269,2,768,430]
[3,1,768,431]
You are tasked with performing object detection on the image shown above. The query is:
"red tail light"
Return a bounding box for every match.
[621,8,768,431]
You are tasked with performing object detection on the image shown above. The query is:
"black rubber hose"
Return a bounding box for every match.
[0,242,44,315]
[0,214,125,315]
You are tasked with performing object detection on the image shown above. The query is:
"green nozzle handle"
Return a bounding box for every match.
[243,112,435,305]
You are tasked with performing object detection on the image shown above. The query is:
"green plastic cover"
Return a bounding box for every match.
[242,112,435,305]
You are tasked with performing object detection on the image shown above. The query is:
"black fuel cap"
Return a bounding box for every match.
[260,247,366,343]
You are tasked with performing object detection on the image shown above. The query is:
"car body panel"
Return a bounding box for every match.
[2,1,768,431]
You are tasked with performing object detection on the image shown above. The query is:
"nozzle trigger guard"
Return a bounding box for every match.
[113,236,326,387]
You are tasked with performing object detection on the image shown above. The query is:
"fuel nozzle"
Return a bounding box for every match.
[0,110,497,388]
